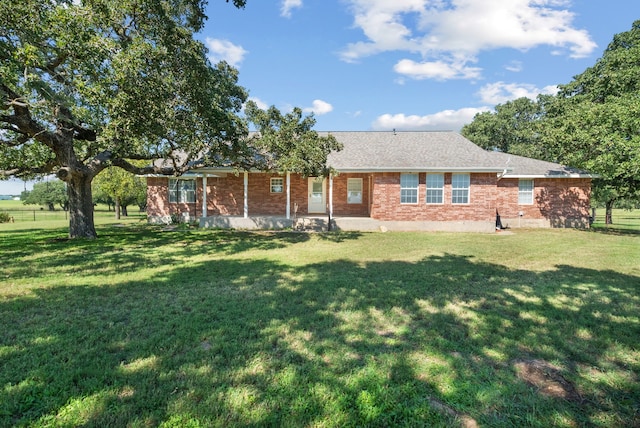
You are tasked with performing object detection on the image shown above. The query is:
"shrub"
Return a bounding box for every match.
[0,212,13,223]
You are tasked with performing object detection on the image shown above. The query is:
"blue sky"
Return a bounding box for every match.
[1,0,638,194]
[202,0,638,132]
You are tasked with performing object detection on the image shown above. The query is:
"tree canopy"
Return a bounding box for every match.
[21,179,68,211]
[93,165,147,217]
[1,0,337,238]
[462,20,640,222]
[1,0,252,237]
[244,101,342,177]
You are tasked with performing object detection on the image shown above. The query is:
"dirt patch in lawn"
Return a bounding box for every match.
[513,359,582,402]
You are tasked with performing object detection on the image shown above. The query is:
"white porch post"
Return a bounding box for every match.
[329,174,334,218]
[243,171,249,218]
[202,173,208,218]
[286,172,291,219]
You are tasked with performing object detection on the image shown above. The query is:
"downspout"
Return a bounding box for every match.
[243,171,248,218]
[202,173,208,218]
[328,174,334,231]
[286,172,291,219]
[329,174,334,219]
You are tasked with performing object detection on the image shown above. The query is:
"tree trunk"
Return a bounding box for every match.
[605,199,614,225]
[115,197,121,220]
[122,205,128,216]
[67,174,97,239]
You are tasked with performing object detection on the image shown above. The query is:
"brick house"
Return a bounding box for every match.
[146,131,594,232]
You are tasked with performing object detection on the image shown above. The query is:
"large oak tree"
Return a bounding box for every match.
[1,0,255,238]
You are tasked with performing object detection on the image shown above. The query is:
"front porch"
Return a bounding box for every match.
[199,215,496,233]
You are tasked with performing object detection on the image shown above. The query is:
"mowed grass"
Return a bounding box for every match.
[1,213,639,427]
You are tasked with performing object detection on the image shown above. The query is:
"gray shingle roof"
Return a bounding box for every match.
[323,131,593,177]
[487,151,592,178]
[324,131,502,172]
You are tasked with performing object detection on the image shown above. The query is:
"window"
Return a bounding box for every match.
[400,173,419,204]
[518,179,534,204]
[270,177,284,193]
[426,174,444,204]
[347,178,363,204]
[451,174,469,204]
[169,178,196,203]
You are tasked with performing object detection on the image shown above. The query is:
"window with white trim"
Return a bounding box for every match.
[270,177,284,193]
[426,173,444,204]
[347,178,363,204]
[451,174,470,204]
[169,178,196,203]
[518,179,534,204]
[400,173,419,204]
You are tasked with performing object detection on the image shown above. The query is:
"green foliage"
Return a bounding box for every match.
[21,179,68,210]
[244,101,343,177]
[461,96,546,158]
[462,20,640,213]
[93,165,147,212]
[0,212,12,222]
[0,0,250,237]
[541,20,640,207]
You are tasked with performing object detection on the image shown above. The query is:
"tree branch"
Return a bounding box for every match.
[0,160,58,178]
[111,157,186,176]
[1,83,57,148]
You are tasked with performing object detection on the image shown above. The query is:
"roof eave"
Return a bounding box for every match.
[503,173,599,179]
[332,167,505,173]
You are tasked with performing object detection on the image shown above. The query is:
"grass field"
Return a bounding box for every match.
[1,208,639,427]
[0,200,146,229]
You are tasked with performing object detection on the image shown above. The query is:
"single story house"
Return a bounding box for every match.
[146,131,595,232]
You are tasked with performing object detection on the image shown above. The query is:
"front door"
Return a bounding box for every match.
[308,177,326,213]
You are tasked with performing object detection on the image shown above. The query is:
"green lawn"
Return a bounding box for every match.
[1,213,639,427]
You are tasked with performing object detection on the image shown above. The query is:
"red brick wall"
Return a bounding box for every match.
[496,178,591,226]
[146,176,202,219]
[331,173,370,216]
[147,173,592,227]
[369,172,497,222]
[206,173,307,216]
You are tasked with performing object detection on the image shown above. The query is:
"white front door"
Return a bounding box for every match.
[308,177,326,213]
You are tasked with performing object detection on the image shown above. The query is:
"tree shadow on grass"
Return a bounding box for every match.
[1,251,638,426]
[0,225,321,280]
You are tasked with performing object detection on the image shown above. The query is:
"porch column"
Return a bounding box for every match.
[329,174,334,218]
[202,173,208,218]
[286,172,291,219]
[243,171,248,218]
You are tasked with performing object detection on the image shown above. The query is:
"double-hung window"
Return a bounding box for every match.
[426,174,444,204]
[400,173,419,204]
[451,174,470,204]
[270,177,284,193]
[347,178,363,204]
[518,179,534,204]
[169,178,196,203]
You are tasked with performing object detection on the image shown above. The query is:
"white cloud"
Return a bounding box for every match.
[341,0,596,80]
[281,0,303,18]
[246,97,269,110]
[394,58,481,80]
[205,38,248,67]
[303,99,334,116]
[372,107,492,131]
[505,60,523,73]
[477,81,559,105]
[340,0,424,63]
